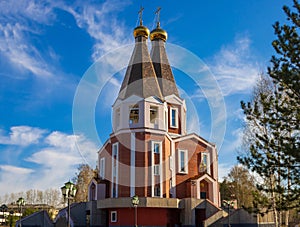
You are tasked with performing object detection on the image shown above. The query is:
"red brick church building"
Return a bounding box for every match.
[87,12,221,227]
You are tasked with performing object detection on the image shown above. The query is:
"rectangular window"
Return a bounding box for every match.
[150,106,158,124]
[129,105,139,124]
[170,107,178,128]
[112,143,118,158]
[178,150,188,174]
[154,164,160,175]
[199,153,210,174]
[100,158,105,179]
[203,153,207,167]
[154,185,160,197]
[111,211,117,222]
[153,142,160,154]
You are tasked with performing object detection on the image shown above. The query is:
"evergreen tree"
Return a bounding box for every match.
[238,1,300,226]
[269,0,300,182]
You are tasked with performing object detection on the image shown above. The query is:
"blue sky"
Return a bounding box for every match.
[0,0,291,197]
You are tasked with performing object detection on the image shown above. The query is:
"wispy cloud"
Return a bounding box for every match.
[0,165,35,196]
[0,0,131,79]
[58,0,132,61]
[0,165,34,175]
[208,35,261,96]
[0,126,98,195]
[0,0,56,78]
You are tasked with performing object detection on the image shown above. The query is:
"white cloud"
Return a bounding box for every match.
[223,127,244,153]
[0,165,35,196]
[0,165,34,175]
[0,0,54,24]
[0,126,46,146]
[57,0,132,60]
[186,113,201,135]
[208,35,261,96]
[0,126,98,195]
[0,0,131,78]
[0,0,56,78]
[218,163,232,181]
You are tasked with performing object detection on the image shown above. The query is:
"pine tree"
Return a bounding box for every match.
[238,1,300,225]
[269,0,300,184]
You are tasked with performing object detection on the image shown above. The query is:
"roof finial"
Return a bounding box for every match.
[155,7,161,28]
[138,6,144,26]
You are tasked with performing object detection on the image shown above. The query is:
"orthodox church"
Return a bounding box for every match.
[87,10,221,227]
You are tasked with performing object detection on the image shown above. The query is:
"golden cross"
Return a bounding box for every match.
[138,6,144,25]
[155,7,161,27]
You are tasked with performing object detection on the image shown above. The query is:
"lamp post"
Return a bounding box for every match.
[131,195,139,227]
[8,210,14,227]
[16,197,25,227]
[61,181,77,227]
[223,200,234,227]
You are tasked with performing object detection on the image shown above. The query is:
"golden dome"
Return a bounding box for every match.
[133,25,150,38]
[150,27,168,42]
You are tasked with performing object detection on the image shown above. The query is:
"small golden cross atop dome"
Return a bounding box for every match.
[155,7,161,28]
[133,6,150,38]
[138,6,144,26]
[150,7,167,42]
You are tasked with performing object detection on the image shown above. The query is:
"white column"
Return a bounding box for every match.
[130,132,135,197]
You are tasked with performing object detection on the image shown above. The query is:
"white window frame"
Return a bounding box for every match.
[153,142,161,154]
[170,107,178,128]
[100,158,105,179]
[201,152,210,174]
[178,149,188,174]
[111,211,117,222]
[154,164,160,175]
[112,143,118,158]
[151,141,163,197]
[150,106,158,124]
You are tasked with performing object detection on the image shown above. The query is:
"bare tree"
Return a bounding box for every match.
[73,164,96,202]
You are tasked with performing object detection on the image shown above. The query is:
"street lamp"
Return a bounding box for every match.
[223,200,234,227]
[16,197,25,227]
[131,195,139,227]
[61,181,77,227]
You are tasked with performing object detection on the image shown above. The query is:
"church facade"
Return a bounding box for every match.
[87,14,221,227]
